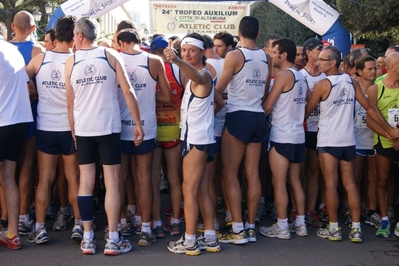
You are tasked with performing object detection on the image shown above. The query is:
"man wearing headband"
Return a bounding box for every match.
[164,33,223,255]
[215,16,271,244]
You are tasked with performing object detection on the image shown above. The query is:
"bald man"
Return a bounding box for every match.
[9,11,45,237]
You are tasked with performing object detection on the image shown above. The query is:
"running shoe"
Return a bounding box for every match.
[196,220,220,233]
[219,229,249,244]
[164,217,180,236]
[365,212,382,228]
[375,220,390,238]
[394,222,399,237]
[223,210,232,228]
[125,208,134,225]
[153,225,165,239]
[81,237,96,255]
[46,203,56,220]
[388,207,396,224]
[138,231,157,247]
[246,228,257,242]
[291,224,308,237]
[104,237,132,255]
[27,228,49,244]
[196,234,221,252]
[318,206,329,222]
[317,226,342,241]
[348,228,363,243]
[305,210,324,228]
[260,223,291,239]
[0,231,22,250]
[120,223,132,237]
[71,224,83,242]
[18,220,33,236]
[53,210,68,231]
[167,236,201,256]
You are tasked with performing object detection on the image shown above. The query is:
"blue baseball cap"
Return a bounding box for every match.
[150,36,168,52]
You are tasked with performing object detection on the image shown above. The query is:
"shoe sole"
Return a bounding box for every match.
[205,246,221,252]
[104,248,131,255]
[350,238,363,243]
[247,237,257,242]
[365,221,380,228]
[0,242,22,250]
[328,236,342,241]
[219,239,249,244]
[71,234,83,242]
[375,233,389,238]
[395,231,399,237]
[167,245,201,255]
[81,249,96,255]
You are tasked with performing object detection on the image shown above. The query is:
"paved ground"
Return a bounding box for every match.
[2,193,399,266]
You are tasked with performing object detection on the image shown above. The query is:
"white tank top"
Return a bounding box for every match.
[0,41,33,126]
[118,52,157,141]
[354,98,373,149]
[36,51,72,131]
[207,58,226,137]
[270,68,307,144]
[300,68,326,132]
[180,68,215,145]
[317,74,356,147]
[71,47,121,136]
[227,48,269,113]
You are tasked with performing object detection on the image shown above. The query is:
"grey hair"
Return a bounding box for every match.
[75,17,99,42]
[349,48,369,68]
[323,46,341,68]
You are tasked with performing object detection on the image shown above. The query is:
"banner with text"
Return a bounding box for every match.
[150,1,250,35]
[269,0,339,36]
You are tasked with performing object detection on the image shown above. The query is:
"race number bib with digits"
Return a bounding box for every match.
[356,111,367,128]
[307,105,320,122]
[388,108,399,127]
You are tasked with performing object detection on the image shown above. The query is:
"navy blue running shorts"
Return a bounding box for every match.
[36,130,75,155]
[225,111,268,144]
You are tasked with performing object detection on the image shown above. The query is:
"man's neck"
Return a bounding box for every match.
[53,42,73,53]
[11,33,32,42]
[357,77,374,92]
[304,61,320,76]
[383,72,399,88]
[239,38,257,50]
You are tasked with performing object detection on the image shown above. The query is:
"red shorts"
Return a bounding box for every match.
[157,139,181,149]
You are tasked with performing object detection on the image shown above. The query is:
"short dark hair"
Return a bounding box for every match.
[264,35,279,48]
[55,15,76,43]
[46,29,56,42]
[323,46,342,68]
[238,16,258,40]
[202,34,214,49]
[117,20,137,32]
[0,22,7,39]
[272,38,296,63]
[117,28,141,45]
[356,55,376,72]
[213,31,234,48]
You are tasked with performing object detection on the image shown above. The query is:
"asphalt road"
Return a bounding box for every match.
[1,194,399,266]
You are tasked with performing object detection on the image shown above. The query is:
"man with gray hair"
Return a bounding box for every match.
[65,16,144,255]
[305,46,399,243]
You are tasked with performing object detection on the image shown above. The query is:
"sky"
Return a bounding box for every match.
[124,0,150,29]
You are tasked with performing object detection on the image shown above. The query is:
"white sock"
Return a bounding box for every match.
[319,203,325,210]
[295,215,305,226]
[153,220,162,228]
[232,222,244,233]
[277,218,288,230]
[109,231,119,242]
[204,230,216,241]
[245,222,255,230]
[133,215,142,226]
[171,217,180,225]
[185,233,196,245]
[141,222,151,234]
[352,222,361,229]
[35,222,45,232]
[329,222,338,230]
[120,218,127,225]
[83,230,94,240]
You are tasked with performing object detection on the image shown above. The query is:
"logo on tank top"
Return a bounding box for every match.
[128,71,147,90]
[51,70,61,81]
[75,64,107,86]
[85,65,96,76]
[333,87,353,106]
[294,85,306,104]
[245,68,265,86]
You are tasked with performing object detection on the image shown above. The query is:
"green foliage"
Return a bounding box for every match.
[335,0,399,43]
[0,0,64,40]
[250,2,316,48]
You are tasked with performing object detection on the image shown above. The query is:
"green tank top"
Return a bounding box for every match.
[373,79,399,148]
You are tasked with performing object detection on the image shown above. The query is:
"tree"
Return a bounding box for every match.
[250,2,316,48]
[0,0,64,40]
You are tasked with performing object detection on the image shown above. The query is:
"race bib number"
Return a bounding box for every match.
[307,105,320,122]
[388,108,399,127]
[356,111,367,128]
